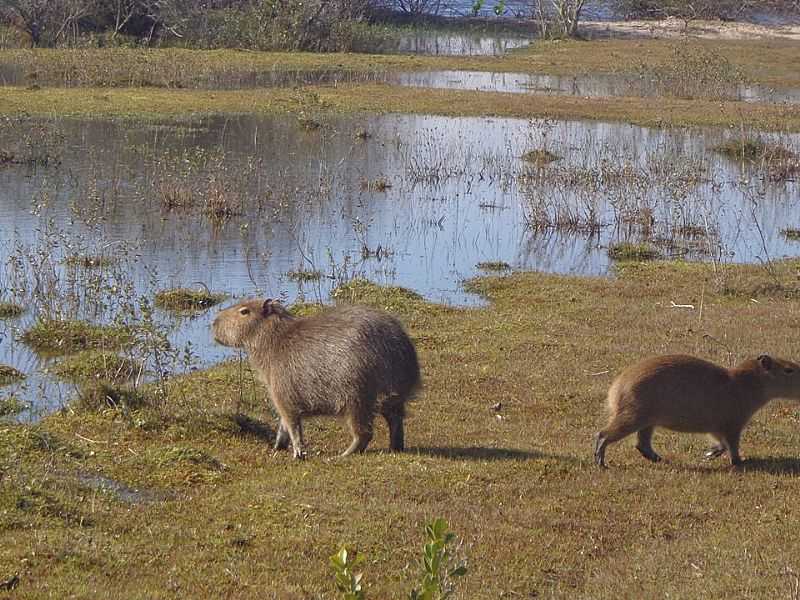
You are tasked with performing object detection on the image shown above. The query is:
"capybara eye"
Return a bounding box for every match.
[239,308,250,316]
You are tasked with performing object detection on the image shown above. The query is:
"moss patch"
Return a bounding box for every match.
[21,319,134,356]
[154,288,226,312]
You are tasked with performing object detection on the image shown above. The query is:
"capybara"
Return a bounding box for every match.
[594,354,800,468]
[213,298,420,459]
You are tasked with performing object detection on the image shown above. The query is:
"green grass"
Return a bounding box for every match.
[154,288,226,311]
[607,242,661,261]
[6,261,800,597]
[0,301,23,318]
[0,365,25,386]
[0,394,26,417]
[21,319,134,356]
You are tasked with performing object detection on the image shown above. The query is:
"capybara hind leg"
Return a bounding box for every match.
[635,427,661,462]
[341,408,374,457]
[381,399,406,452]
[595,420,639,467]
[274,421,290,451]
[721,430,743,467]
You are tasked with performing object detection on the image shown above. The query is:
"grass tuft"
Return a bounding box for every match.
[286,270,323,283]
[782,228,800,241]
[21,319,134,356]
[0,301,24,318]
[154,288,225,311]
[521,148,561,166]
[0,395,26,417]
[53,350,140,384]
[477,261,512,272]
[0,365,26,386]
[714,138,795,164]
[607,242,661,261]
[332,278,424,314]
[63,254,117,268]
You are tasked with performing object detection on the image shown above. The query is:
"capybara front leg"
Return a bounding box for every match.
[722,430,743,467]
[284,417,306,460]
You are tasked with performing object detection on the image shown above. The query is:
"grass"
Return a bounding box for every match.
[1,83,798,131]
[0,394,26,417]
[286,270,323,283]
[52,350,140,384]
[521,148,561,166]
[0,365,25,386]
[714,137,796,163]
[21,319,134,356]
[63,254,117,268]
[607,242,661,261]
[7,261,800,597]
[2,40,799,89]
[0,301,24,318]
[782,228,800,241]
[476,260,512,272]
[154,288,226,312]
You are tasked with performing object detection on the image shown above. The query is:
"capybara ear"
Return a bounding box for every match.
[262,299,274,316]
[758,354,773,371]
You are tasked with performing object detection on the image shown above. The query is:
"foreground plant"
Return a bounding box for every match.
[330,548,365,600]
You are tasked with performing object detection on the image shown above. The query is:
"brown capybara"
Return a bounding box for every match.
[213,298,420,459]
[594,354,800,468]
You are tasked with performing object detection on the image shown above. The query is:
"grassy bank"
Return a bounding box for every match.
[4,260,800,598]
[3,39,800,89]
[1,83,798,130]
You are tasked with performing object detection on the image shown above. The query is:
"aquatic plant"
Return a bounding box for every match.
[53,350,141,384]
[607,242,660,261]
[154,288,225,312]
[0,365,25,386]
[0,302,24,318]
[22,319,134,356]
[476,261,511,272]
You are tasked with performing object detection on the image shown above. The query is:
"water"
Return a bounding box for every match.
[1,113,798,417]
[389,70,800,104]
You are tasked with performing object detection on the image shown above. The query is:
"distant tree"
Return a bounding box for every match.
[531,0,586,38]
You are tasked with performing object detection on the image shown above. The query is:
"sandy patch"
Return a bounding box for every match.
[582,17,800,41]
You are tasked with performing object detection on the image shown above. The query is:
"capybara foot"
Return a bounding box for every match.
[274,426,290,451]
[636,444,661,463]
[703,444,726,460]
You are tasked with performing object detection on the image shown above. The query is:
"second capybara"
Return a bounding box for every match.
[213,298,420,459]
[594,354,800,468]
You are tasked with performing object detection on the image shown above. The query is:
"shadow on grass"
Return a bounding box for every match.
[739,456,800,475]
[410,446,569,462]
[230,413,276,443]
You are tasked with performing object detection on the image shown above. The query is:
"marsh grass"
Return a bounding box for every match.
[714,138,795,163]
[154,288,225,312]
[53,350,141,384]
[73,382,151,412]
[63,254,117,268]
[607,242,661,261]
[0,301,24,318]
[360,176,392,192]
[0,394,26,417]
[8,263,800,597]
[476,261,511,272]
[782,228,800,241]
[0,365,25,386]
[21,319,134,356]
[286,270,323,283]
[521,148,560,166]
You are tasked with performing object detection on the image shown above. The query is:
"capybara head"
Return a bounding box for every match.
[212,298,292,348]
[756,354,800,400]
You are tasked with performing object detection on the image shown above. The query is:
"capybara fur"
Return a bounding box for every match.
[213,298,420,459]
[595,354,800,468]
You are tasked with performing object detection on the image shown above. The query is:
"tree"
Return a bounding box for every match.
[0,0,96,46]
[530,0,586,38]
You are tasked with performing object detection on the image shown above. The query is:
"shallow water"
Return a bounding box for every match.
[390,70,800,104]
[0,113,798,417]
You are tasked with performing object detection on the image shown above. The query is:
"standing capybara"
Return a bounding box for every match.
[594,354,800,468]
[213,298,420,459]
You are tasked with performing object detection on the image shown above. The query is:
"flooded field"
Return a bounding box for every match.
[1,112,798,418]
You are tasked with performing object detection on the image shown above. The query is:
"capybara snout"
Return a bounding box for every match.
[213,298,420,459]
